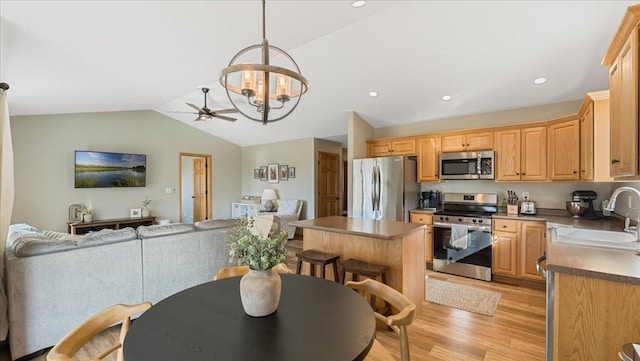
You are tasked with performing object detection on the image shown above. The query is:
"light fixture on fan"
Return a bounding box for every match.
[219,0,308,125]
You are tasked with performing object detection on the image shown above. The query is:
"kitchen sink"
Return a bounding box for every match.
[551,227,640,250]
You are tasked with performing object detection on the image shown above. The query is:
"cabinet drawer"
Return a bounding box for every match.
[410,213,433,224]
[493,219,518,233]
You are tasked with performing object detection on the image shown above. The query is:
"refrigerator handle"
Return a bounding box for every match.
[371,165,377,212]
[375,164,381,216]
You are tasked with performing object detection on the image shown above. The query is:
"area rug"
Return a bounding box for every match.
[425,276,501,316]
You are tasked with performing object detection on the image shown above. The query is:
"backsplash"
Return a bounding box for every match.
[419,181,613,211]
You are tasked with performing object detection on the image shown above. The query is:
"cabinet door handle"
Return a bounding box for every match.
[573,171,577,174]
[612,159,620,164]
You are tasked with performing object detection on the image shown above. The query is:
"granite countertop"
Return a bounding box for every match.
[290,216,425,240]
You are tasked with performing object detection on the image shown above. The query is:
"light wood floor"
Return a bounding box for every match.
[1,239,546,361]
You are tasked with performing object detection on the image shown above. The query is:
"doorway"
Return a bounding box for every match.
[179,153,212,224]
[317,151,340,217]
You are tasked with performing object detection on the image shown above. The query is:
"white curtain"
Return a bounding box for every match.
[0,87,14,340]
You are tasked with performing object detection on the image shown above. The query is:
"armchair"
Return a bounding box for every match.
[268,199,303,239]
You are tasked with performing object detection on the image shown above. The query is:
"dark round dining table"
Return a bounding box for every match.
[123,274,376,361]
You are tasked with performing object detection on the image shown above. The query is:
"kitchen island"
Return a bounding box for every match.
[290,216,426,306]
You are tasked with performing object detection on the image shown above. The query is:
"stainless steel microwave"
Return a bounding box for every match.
[440,150,494,180]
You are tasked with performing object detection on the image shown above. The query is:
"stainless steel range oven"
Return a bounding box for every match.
[432,193,498,281]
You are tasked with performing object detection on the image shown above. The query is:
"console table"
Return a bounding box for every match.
[68,216,156,235]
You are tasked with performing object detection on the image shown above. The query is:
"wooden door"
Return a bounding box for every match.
[317,151,340,218]
[579,102,594,180]
[492,231,517,277]
[367,141,392,157]
[441,134,466,152]
[548,119,580,180]
[410,213,433,263]
[466,131,493,151]
[518,221,546,281]
[612,29,639,177]
[521,127,547,181]
[610,55,622,177]
[417,137,440,182]
[494,129,521,181]
[193,158,208,222]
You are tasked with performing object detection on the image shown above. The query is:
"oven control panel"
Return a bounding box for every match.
[436,215,492,226]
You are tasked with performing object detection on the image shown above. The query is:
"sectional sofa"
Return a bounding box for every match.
[4,219,239,360]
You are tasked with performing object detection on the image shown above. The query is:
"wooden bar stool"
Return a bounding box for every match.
[339,258,390,310]
[296,250,340,282]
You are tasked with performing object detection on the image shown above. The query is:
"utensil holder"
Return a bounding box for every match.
[507,204,518,215]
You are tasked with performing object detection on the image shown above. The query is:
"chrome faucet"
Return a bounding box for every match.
[604,186,640,241]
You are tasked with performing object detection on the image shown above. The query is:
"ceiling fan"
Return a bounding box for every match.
[178,87,238,122]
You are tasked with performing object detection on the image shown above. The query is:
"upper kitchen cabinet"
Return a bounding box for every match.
[417,136,441,182]
[548,116,580,181]
[578,90,613,182]
[602,5,640,179]
[366,137,416,157]
[494,126,547,181]
[441,131,493,152]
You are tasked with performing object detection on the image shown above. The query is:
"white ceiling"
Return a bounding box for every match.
[1,1,636,147]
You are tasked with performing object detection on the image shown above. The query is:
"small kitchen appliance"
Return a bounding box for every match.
[419,190,441,210]
[519,194,537,215]
[570,190,598,219]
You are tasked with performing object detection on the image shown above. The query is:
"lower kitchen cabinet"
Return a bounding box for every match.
[492,218,546,284]
[410,213,433,264]
[553,272,640,361]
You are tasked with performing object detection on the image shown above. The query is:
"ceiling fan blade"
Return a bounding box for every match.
[166,110,198,114]
[186,102,204,112]
[211,108,238,114]
[214,114,237,122]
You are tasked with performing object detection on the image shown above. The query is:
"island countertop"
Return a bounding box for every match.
[290,216,425,240]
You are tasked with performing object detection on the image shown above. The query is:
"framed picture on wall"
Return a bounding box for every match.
[259,166,268,181]
[288,167,296,178]
[254,169,260,179]
[268,163,279,184]
[279,165,288,181]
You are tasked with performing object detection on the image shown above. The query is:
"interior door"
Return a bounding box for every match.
[193,158,208,222]
[317,151,340,217]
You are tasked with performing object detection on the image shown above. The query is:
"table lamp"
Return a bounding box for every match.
[262,189,278,211]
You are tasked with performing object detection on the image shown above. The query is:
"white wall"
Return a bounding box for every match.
[241,138,315,219]
[11,110,242,231]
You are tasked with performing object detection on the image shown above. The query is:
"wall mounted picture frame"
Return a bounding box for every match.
[254,169,260,179]
[279,165,288,181]
[259,166,268,181]
[130,208,142,218]
[268,163,279,184]
[288,167,296,178]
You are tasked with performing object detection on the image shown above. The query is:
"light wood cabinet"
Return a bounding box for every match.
[410,213,433,263]
[441,131,493,152]
[548,118,580,181]
[578,90,613,182]
[553,273,640,361]
[603,8,640,179]
[495,127,546,181]
[367,138,416,157]
[417,136,441,182]
[492,219,545,282]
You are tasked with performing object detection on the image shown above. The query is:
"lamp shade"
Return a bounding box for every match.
[262,189,278,200]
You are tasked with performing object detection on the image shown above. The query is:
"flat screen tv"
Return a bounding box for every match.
[75,150,146,188]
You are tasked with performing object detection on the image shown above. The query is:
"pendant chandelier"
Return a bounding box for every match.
[219,0,308,125]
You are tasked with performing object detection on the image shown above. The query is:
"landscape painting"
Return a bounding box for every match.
[75,151,147,188]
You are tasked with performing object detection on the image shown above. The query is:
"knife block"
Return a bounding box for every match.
[507,204,518,215]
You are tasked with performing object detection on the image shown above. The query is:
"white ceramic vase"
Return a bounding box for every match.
[239,268,281,317]
[141,207,150,218]
[83,214,93,222]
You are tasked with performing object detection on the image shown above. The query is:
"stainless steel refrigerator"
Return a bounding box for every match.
[352,156,418,222]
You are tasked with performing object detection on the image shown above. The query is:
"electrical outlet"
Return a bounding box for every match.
[522,192,529,200]
[165,188,173,194]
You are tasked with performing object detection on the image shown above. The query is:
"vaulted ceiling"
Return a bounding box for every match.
[1,1,636,146]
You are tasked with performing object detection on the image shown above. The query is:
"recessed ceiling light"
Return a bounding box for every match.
[352,1,366,8]
[533,77,547,85]
[369,91,378,98]
[441,95,452,101]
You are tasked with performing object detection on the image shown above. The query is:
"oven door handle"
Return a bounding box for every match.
[433,222,490,232]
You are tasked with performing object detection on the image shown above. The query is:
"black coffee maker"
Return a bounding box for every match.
[420,191,441,209]
[571,190,598,219]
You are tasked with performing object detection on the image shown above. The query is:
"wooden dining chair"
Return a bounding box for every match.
[213,263,293,280]
[46,302,152,361]
[346,279,416,361]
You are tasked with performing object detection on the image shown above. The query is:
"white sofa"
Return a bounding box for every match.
[4,220,237,360]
